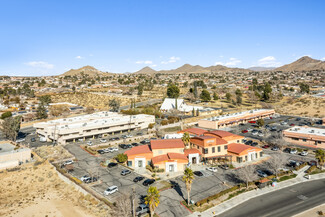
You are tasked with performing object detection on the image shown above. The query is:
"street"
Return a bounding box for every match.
[218,179,325,217]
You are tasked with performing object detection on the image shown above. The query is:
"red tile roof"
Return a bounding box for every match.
[152,153,188,164]
[193,136,216,140]
[168,153,188,161]
[150,139,184,150]
[151,154,169,164]
[184,148,201,156]
[227,143,262,155]
[205,130,235,138]
[125,145,152,156]
[179,128,208,136]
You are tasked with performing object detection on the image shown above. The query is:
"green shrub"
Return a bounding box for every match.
[306,165,317,174]
[115,153,128,163]
[161,120,168,125]
[146,165,154,172]
[279,174,297,182]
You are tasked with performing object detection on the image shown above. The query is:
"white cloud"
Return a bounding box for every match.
[321,57,325,61]
[215,61,224,65]
[151,64,157,67]
[257,56,281,67]
[135,60,153,64]
[25,61,54,69]
[75,56,84,59]
[214,57,242,66]
[161,56,180,64]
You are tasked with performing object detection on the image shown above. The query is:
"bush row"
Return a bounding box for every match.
[306,165,317,174]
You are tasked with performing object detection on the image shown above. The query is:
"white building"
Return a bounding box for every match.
[160,98,203,113]
[34,111,155,144]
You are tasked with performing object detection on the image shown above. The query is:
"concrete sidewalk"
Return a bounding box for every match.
[188,166,325,217]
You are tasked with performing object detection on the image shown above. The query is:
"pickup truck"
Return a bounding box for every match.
[135,204,149,216]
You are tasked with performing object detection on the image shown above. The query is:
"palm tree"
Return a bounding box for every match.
[183,167,195,205]
[182,132,191,149]
[144,186,160,217]
[315,149,325,170]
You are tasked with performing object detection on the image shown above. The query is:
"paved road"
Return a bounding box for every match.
[218,179,325,217]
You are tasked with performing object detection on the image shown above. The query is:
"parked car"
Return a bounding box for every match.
[283,147,291,153]
[262,145,270,149]
[258,133,264,137]
[271,146,279,151]
[247,128,253,132]
[110,147,118,152]
[104,186,118,195]
[242,130,248,133]
[257,170,268,177]
[290,149,297,154]
[300,151,308,156]
[132,143,139,146]
[80,175,90,182]
[87,141,93,146]
[133,176,145,183]
[248,121,256,124]
[97,149,105,154]
[309,160,317,166]
[84,177,98,183]
[194,171,204,177]
[251,142,258,146]
[252,131,258,136]
[137,132,143,136]
[103,148,112,153]
[219,164,230,170]
[31,137,36,142]
[288,160,298,167]
[135,204,149,216]
[121,169,131,176]
[206,167,218,172]
[78,138,84,142]
[100,139,107,143]
[290,123,295,126]
[108,162,118,168]
[63,160,73,166]
[296,118,301,121]
[143,179,155,186]
[245,140,253,145]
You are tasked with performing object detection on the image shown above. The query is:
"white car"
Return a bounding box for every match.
[206,167,218,172]
[87,141,93,146]
[126,134,133,138]
[78,138,84,142]
[64,160,73,165]
[100,139,107,143]
[104,186,118,195]
[111,147,118,152]
[290,149,297,154]
[300,151,308,156]
[103,148,112,153]
[247,128,253,132]
[80,175,90,182]
[258,133,264,137]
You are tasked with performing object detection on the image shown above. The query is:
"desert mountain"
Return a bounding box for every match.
[134,64,249,74]
[248,67,276,71]
[275,56,325,72]
[60,66,112,77]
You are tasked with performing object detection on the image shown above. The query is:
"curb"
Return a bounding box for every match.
[80,145,99,157]
[180,201,194,213]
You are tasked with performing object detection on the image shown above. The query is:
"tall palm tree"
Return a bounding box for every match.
[183,167,195,205]
[144,186,160,217]
[182,132,191,149]
[315,149,325,170]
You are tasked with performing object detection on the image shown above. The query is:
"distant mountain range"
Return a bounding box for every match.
[59,56,325,76]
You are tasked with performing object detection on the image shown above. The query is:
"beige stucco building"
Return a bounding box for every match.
[283,126,325,149]
[0,142,31,170]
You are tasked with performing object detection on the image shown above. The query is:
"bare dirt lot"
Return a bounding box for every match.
[0,161,110,217]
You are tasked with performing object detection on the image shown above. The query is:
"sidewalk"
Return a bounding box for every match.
[188,166,325,217]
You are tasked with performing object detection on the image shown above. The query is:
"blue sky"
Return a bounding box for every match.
[1,0,325,76]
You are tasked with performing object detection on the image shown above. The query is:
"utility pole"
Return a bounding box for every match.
[131,187,136,217]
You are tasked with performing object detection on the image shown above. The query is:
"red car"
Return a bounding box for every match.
[242,130,248,133]
[262,145,270,149]
[290,123,295,126]
[248,121,256,124]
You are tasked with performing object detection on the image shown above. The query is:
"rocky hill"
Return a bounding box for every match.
[248,67,276,71]
[275,56,325,72]
[60,66,112,77]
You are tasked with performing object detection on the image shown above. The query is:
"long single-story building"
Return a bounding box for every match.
[34,111,155,144]
[198,109,275,129]
[283,126,325,149]
[0,142,31,170]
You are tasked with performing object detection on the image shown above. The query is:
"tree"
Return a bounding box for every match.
[1,111,12,119]
[236,95,242,105]
[38,95,51,105]
[237,165,257,188]
[235,88,242,96]
[115,153,128,163]
[315,149,325,170]
[110,194,132,217]
[226,93,232,102]
[0,116,21,141]
[144,186,160,217]
[85,106,95,114]
[137,83,144,96]
[266,152,288,178]
[299,83,310,94]
[37,103,48,119]
[256,119,264,127]
[183,168,194,205]
[263,82,272,101]
[109,99,121,112]
[200,89,211,102]
[182,132,191,148]
[167,84,180,98]
[213,92,219,100]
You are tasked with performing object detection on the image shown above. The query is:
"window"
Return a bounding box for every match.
[318,141,321,144]
[260,152,263,157]
[236,157,242,163]
[212,147,215,153]
[127,161,132,167]
[245,156,248,161]
[293,138,299,141]
[218,146,221,152]
[204,148,209,154]
[237,140,240,143]
[255,153,258,158]
[224,145,228,150]
[302,139,307,142]
[147,161,151,165]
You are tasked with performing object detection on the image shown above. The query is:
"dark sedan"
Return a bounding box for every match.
[133,176,145,182]
[194,171,204,177]
[108,162,118,168]
[143,179,155,186]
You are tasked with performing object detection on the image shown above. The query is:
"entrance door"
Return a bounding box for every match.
[169,164,174,172]
[192,157,197,164]
[138,160,143,168]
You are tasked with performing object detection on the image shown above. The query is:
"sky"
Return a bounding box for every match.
[0,0,325,76]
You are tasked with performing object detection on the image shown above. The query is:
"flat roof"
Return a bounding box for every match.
[203,109,274,122]
[284,126,325,137]
[0,143,15,154]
